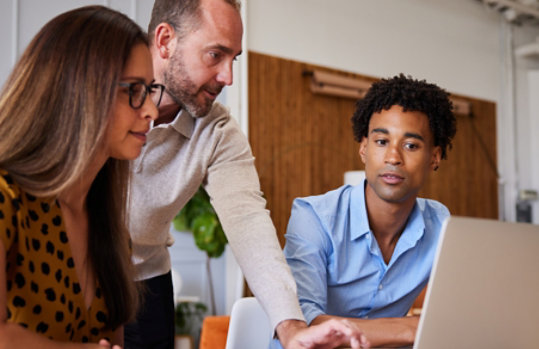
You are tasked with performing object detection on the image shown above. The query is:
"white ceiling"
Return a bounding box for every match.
[477,0,539,24]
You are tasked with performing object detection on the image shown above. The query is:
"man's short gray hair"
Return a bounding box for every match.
[148,0,241,42]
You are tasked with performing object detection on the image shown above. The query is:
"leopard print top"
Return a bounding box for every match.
[0,170,114,342]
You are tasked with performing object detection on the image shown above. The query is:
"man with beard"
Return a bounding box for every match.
[124,0,369,348]
[281,75,457,348]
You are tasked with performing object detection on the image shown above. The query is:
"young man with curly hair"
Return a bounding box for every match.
[281,74,457,348]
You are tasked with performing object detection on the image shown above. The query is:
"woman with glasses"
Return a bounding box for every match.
[0,5,164,348]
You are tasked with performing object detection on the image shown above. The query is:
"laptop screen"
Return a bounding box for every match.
[414,216,539,349]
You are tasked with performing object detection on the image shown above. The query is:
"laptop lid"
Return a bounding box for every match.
[414,216,539,349]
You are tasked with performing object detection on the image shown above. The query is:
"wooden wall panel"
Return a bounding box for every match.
[419,97,498,218]
[248,51,498,247]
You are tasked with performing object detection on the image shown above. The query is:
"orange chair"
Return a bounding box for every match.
[199,315,230,349]
[408,285,428,316]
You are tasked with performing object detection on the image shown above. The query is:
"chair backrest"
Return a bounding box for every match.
[225,297,272,349]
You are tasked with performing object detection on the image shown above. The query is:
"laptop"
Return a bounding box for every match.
[414,216,539,349]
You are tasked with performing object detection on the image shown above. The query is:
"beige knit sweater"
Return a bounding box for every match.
[128,103,304,330]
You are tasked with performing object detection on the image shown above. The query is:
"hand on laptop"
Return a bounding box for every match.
[312,315,418,348]
[276,318,370,348]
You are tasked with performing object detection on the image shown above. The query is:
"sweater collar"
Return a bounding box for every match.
[170,108,194,139]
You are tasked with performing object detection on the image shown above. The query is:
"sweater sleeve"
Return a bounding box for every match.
[203,113,305,332]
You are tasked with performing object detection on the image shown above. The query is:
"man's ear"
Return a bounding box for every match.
[431,146,442,171]
[153,23,177,59]
[359,137,367,164]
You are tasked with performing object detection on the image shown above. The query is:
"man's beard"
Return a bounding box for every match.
[164,50,223,118]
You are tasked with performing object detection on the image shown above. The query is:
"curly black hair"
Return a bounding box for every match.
[351,74,457,159]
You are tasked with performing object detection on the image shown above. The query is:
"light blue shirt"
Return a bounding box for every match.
[284,181,449,324]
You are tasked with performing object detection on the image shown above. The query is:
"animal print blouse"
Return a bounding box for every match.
[0,170,114,342]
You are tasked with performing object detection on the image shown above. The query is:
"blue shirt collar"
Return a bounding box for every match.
[348,180,426,247]
[349,181,371,241]
[400,203,425,243]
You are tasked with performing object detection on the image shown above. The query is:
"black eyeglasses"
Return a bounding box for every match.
[119,81,165,109]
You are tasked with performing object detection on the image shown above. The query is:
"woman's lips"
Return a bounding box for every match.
[130,130,148,143]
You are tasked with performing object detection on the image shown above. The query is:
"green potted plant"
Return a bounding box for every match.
[172,186,228,314]
[174,300,208,348]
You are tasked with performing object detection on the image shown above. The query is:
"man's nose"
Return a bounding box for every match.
[384,144,403,165]
[216,61,233,86]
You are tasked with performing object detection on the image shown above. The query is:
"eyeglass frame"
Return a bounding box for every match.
[118,81,165,109]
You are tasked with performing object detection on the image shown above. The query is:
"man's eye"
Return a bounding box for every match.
[375,139,387,146]
[405,143,418,150]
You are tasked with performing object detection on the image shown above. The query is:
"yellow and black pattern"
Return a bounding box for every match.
[0,170,114,342]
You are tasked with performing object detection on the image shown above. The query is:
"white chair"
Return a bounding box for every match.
[170,267,183,305]
[225,297,272,349]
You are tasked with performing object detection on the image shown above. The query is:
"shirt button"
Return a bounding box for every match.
[378,284,383,290]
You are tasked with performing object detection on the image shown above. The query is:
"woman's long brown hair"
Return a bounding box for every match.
[0,5,146,330]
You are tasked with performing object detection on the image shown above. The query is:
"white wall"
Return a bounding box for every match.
[248,0,500,101]
[526,70,539,224]
[0,0,155,85]
[514,30,539,224]
[168,229,226,314]
[246,0,539,222]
